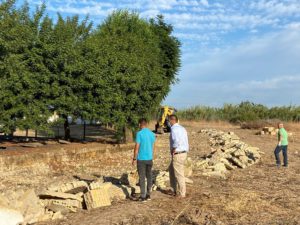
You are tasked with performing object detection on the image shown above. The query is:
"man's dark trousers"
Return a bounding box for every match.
[274,145,288,166]
[137,160,153,198]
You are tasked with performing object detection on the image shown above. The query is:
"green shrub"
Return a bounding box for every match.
[177,101,300,123]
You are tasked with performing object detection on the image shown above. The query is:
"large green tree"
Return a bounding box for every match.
[91,11,172,141]
[0,0,51,134]
[150,15,181,98]
[0,2,181,142]
[39,14,92,139]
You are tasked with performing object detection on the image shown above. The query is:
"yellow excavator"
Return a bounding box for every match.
[155,106,176,134]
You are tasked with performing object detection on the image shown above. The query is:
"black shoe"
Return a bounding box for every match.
[145,195,151,201]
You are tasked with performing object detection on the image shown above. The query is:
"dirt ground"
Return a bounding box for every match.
[3,121,300,225]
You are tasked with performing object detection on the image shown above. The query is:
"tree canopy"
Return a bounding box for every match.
[0,0,181,140]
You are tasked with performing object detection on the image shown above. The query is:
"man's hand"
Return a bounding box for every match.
[171,148,176,156]
[132,158,136,166]
[278,142,281,146]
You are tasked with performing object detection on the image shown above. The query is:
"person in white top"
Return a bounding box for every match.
[168,115,189,198]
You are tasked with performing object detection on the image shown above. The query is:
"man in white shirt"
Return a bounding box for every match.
[168,115,189,198]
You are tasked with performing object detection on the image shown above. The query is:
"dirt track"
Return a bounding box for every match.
[32,122,300,225]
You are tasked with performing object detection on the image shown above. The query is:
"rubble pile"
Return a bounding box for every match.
[257,127,278,135]
[193,129,263,178]
[0,168,176,225]
[152,170,169,190]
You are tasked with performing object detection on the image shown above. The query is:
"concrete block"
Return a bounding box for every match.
[39,191,83,202]
[90,181,111,190]
[84,189,111,210]
[59,181,88,194]
[48,199,81,212]
[109,185,130,201]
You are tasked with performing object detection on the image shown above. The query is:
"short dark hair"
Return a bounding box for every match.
[138,118,148,125]
[169,114,178,122]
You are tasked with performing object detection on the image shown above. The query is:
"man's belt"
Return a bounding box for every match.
[174,151,187,155]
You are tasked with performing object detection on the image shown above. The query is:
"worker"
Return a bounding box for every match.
[132,118,156,202]
[168,115,189,198]
[274,122,288,168]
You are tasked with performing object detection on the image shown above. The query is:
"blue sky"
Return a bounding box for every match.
[24,0,300,108]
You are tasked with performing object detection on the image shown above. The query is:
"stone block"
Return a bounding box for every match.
[263,127,275,132]
[84,189,111,210]
[17,189,45,225]
[39,191,83,202]
[212,163,227,172]
[109,184,130,201]
[202,171,226,179]
[230,157,246,169]
[46,203,71,215]
[90,182,112,190]
[48,199,82,212]
[220,158,236,170]
[232,149,246,157]
[52,211,64,220]
[58,181,88,194]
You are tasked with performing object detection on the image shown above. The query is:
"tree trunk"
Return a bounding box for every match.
[123,126,133,143]
[83,121,86,141]
[63,116,71,140]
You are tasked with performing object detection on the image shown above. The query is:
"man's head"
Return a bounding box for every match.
[278,122,284,129]
[169,114,179,126]
[138,118,148,129]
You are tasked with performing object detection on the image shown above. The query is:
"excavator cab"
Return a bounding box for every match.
[155,106,176,134]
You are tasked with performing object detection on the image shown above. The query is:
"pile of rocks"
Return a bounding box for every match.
[257,127,278,135]
[0,175,134,225]
[192,129,262,178]
[1,167,181,224]
[152,170,169,190]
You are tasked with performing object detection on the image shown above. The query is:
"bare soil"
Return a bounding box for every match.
[3,121,300,225]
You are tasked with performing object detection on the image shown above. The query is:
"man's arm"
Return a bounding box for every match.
[132,143,140,165]
[278,131,283,146]
[170,128,179,155]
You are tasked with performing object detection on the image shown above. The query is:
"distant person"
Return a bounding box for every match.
[168,115,189,198]
[132,118,156,202]
[274,123,288,168]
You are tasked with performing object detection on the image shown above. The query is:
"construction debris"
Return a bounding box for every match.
[256,127,278,135]
[48,180,88,194]
[195,129,262,178]
[84,189,111,209]
[153,170,169,190]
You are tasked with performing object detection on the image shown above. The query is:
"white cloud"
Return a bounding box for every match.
[237,75,300,90]
[250,0,300,16]
[200,0,209,7]
[165,26,300,107]
[47,5,114,16]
